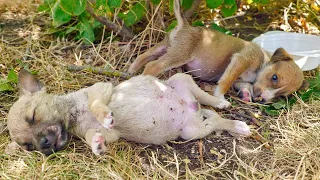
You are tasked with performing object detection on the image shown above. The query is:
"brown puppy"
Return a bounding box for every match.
[7,70,250,155]
[128,0,305,103]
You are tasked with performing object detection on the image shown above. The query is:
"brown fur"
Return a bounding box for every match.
[128,0,305,103]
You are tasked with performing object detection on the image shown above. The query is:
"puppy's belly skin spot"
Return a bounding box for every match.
[189,102,199,111]
[185,59,220,81]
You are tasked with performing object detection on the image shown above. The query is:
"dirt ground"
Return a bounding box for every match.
[0,1,319,179]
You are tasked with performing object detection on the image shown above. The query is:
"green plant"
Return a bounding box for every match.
[0,69,17,92]
[0,60,38,92]
[38,0,267,43]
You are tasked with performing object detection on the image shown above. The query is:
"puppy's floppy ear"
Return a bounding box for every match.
[270,48,293,62]
[18,69,43,96]
[298,79,309,91]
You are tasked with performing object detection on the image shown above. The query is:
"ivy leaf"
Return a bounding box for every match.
[60,0,86,16]
[52,2,72,27]
[206,0,223,9]
[221,3,237,17]
[192,20,204,26]
[108,0,122,8]
[7,69,18,83]
[210,23,231,35]
[169,0,174,14]
[271,100,287,110]
[0,79,13,92]
[79,13,95,43]
[96,0,107,7]
[151,0,161,5]
[253,0,269,5]
[259,105,279,116]
[182,0,194,10]
[65,25,80,35]
[165,20,177,32]
[37,0,56,12]
[119,2,146,27]
[224,0,236,5]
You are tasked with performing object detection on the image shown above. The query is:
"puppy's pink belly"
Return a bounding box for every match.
[185,59,222,81]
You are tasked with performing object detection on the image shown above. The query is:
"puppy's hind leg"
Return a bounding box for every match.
[142,47,192,76]
[167,73,231,109]
[87,82,114,129]
[180,109,251,140]
[128,41,167,74]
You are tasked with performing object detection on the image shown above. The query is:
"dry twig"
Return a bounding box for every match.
[67,65,132,79]
[86,0,134,41]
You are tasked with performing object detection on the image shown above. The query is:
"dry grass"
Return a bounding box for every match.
[1,1,320,179]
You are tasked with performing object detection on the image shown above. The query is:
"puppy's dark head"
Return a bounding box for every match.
[7,70,68,155]
[253,48,305,102]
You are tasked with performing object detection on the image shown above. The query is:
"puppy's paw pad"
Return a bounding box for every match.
[234,121,251,136]
[238,88,252,102]
[91,133,106,155]
[102,112,114,129]
[216,99,231,109]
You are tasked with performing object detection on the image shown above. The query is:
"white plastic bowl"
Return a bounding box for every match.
[252,31,320,71]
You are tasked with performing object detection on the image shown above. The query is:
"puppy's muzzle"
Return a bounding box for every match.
[36,123,68,156]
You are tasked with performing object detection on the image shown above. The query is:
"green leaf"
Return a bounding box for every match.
[7,69,18,83]
[210,22,231,35]
[92,19,102,29]
[206,0,223,9]
[37,0,56,12]
[108,0,122,8]
[65,25,80,35]
[169,0,174,14]
[60,0,86,16]
[165,20,177,32]
[151,0,161,5]
[221,3,237,17]
[119,2,146,27]
[224,0,236,5]
[79,13,95,43]
[52,2,72,27]
[96,0,107,7]
[182,0,193,10]
[253,0,269,5]
[271,100,287,110]
[259,105,279,116]
[0,79,13,92]
[192,20,204,26]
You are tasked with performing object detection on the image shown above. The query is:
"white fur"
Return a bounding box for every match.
[261,87,284,101]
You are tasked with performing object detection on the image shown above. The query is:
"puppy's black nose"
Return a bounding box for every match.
[40,137,51,149]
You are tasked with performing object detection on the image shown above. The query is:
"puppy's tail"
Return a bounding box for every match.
[174,0,186,27]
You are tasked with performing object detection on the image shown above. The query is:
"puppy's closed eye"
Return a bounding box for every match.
[22,142,34,151]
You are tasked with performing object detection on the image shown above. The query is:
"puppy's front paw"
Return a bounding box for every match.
[128,63,138,74]
[233,121,251,136]
[215,98,231,109]
[238,88,252,102]
[91,132,107,155]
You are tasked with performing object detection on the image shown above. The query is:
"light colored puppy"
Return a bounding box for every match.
[7,70,250,155]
